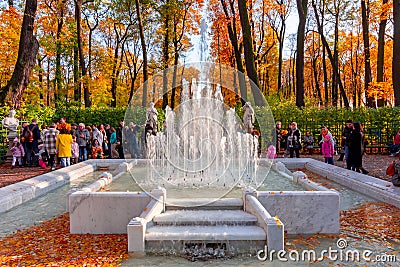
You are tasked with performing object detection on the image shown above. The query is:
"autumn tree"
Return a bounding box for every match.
[75,0,91,107]
[265,0,292,97]
[361,0,373,107]
[218,0,247,102]
[0,0,39,108]
[394,0,400,106]
[311,0,350,107]
[0,7,21,89]
[376,0,389,106]
[170,0,202,109]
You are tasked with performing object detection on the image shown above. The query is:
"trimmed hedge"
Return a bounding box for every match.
[1,105,399,146]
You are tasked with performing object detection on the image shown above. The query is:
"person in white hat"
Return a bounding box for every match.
[10,137,25,169]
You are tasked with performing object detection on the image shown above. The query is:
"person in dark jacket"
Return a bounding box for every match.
[348,122,364,172]
[75,123,90,162]
[338,120,353,167]
[23,119,41,166]
[116,119,125,159]
[287,122,302,158]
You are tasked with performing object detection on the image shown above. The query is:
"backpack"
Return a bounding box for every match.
[24,125,36,142]
[386,161,396,176]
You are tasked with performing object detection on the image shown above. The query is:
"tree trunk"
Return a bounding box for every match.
[277,21,285,97]
[171,52,179,109]
[361,0,374,107]
[312,54,323,106]
[322,45,329,105]
[55,7,64,104]
[237,0,265,106]
[332,11,339,106]
[110,42,120,108]
[110,23,128,108]
[73,41,80,102]
[295,0,307,108]
[394,0,400,106]
[75,0,90,107]
[162,10,170,109]
[320,2,329,106]
[8,0,13,8]
[125,49,140,105]
[0,0,39,108]
[377,0,388,106]
[135,0,148,107]
[47,59,51,106]
[37,55,45,101]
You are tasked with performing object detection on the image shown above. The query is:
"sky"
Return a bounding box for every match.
[186,6,300,64]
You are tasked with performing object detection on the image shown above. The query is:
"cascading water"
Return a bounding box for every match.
[126,20,273,193]
[145,78,262,190]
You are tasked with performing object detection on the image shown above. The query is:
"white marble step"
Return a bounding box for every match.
[166,198,243,210]
[153,210,257,226]
[145,225,266,241]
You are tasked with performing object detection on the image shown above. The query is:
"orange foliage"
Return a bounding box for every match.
[0,7,22,88]
[0,213,129,266]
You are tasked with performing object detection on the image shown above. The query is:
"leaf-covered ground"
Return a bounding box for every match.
[0,213,129,266]
[1,203,399,266]
[0,154,397,265]
[307,153,392,181]
[0,164,52,188]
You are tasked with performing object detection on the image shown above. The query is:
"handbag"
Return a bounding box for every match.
[386,161,396,176]
[294,142,302,150]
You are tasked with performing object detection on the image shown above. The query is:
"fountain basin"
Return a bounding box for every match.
[66,159,340,255]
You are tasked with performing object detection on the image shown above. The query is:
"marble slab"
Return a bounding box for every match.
[0,162,95,213]
[69,191,152,234]
[257,191,340,234]
[245,194,284,251]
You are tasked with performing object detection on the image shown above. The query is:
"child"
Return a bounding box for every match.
[37,144,47,169]
[92,139,103,159]
[303,131,314,155]
[71,136,79,164]
[322,133,334,165]
[10,137,25,169]
[267,145,277,159]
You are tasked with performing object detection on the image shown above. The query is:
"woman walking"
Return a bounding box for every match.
[348,122,366,173]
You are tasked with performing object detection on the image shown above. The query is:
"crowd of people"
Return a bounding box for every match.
[10,118,146,170]
[7,116,398,179]
[272,119,370,174]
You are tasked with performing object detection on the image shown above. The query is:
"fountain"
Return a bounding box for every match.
[1,61,399,262]
[143,79,262,195]
[0,13,398,264]
[65,62,341,257]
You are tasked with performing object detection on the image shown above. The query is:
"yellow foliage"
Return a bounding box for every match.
[90,76,113,106]
[0,7,22,87]
[368,81,393,99]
